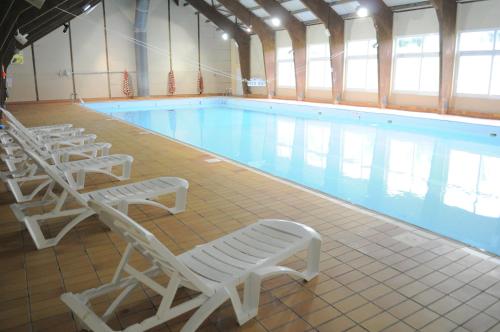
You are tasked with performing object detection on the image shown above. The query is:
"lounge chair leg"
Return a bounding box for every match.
[304,237,321,281]
[173,187,187,214]
[116,200,129,215]
[123,161,132,179]
[180,290,228,332]
[76,169,86,189]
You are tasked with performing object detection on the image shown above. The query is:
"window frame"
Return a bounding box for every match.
[344,38,379,92]
[454,28,500,99]
[392,33,440,96]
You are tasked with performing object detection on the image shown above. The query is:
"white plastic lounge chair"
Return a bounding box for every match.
[0,109,96,150]
[11,148,188,249]
[61,199,321,332]
[0,122,73,138]
[3,128,130,191]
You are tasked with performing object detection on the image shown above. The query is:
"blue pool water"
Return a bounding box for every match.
[87,98,500,255]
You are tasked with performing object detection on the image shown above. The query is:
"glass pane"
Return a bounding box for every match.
[423,34,439,53]
[420,56,439,93]
[368,39,378,56]
[347,40,368,56]
[497,30,500,50]
[346,58,367,89]
[366,58,378,90]
[491,56,500,95]
[309,43,329,58]
[459,31,494,51]
[396,36,423,54]
[278,61,296,87]
[277,47,293,60]
[308,59,331,88]
[394,57,421,91]
[456,55,492,95]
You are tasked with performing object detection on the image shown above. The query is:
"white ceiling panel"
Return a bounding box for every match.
[331,1,360,15]
[295,11,317,22]
[281,0,307,11]
[252,8,269,17]
[240,0,258,8]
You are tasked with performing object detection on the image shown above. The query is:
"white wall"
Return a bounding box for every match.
[6,47,36,102]
[457,0,500,31]
[34,28,74,101]
[453,0,500,114]
[72,3,109,99]
[6,0,231,102]
[105,0,137,98]
[393,8,438,36]
[250,35,266,96]
[230,41,243,96]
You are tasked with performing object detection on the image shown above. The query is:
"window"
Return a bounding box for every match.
[456,29,500,96]
[308,43,331,89]
[277,46,295,87]
[345,39,378,91]
[393,34,439,94]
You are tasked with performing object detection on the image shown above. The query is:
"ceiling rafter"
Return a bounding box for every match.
[254,0,307,100]
[217,0,276,98]
[358,0,393,108]
[429,0,457,113]
[300,0,345,103]
[184,0,251,95]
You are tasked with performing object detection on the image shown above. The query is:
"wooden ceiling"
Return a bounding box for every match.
[193,0,480,30]
[0,0,102,65]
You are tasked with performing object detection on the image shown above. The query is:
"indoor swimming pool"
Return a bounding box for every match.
[87,98,500,255]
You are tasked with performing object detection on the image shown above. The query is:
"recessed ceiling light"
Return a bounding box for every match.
[271,17,281,27]
[356,6,368,18]
[222,32,229,40]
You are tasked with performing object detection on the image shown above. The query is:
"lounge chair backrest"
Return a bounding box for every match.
[88,199,214,295]
[1,108,48,157]
[21,146,89,207]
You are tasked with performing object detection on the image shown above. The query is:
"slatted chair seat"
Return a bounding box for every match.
[50,142,112,162]
[81,177,187,209]
[54,154,133,189]
[61,200,321,332]
[9,148,188,249]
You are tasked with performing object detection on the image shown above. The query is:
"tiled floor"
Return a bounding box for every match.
[1,102,500,332]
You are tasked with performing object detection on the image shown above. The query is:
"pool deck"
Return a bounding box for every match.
[1,101,500,332]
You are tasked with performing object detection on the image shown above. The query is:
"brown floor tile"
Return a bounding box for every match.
[317,315,356,332]
[3,103,500,332]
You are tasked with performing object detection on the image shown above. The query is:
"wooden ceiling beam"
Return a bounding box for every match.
[300,0,344,103]
[184,0,251,95]
[358,0,393,108]
[429,0,457,113]
[22,1,96,41]
[254,0,307,101]
[217,0,276,98]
